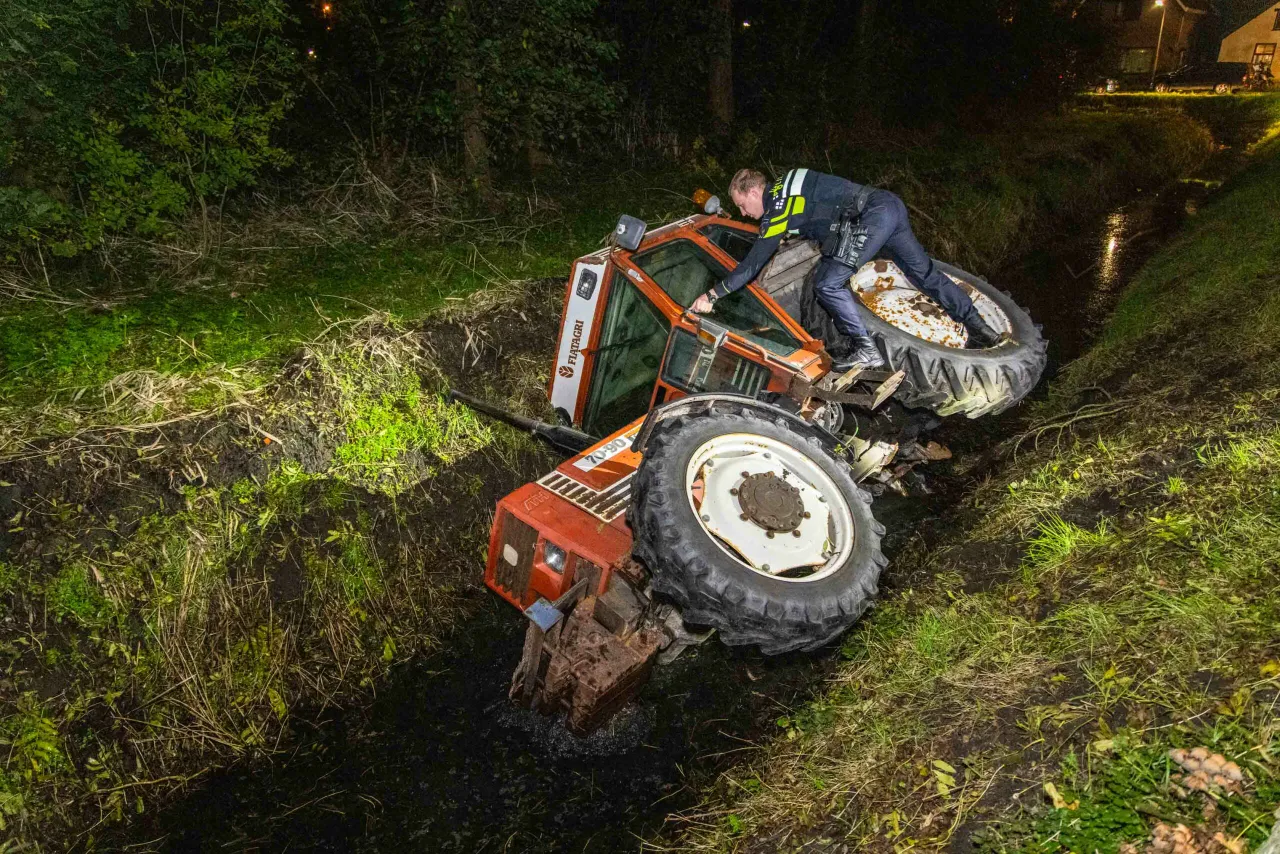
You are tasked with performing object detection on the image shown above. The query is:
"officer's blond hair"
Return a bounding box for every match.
[730,168,767,198]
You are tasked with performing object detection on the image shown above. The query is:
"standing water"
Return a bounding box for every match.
[997,180,1206,368]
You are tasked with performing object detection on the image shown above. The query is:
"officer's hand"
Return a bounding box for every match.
[691,293,715,314]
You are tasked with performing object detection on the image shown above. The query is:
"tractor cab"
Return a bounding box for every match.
[548,214,829,440]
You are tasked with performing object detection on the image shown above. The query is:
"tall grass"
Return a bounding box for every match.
[661,95,1280,854]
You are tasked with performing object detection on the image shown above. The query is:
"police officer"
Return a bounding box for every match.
[690,168,1005,371]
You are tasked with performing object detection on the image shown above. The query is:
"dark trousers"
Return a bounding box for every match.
[811,189,978,340]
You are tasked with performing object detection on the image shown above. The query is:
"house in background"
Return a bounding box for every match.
[1217,1,1279,71]
[1093,0,1210,77]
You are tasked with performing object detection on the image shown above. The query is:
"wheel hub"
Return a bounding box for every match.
[850,259,1010,349]
[689,438,848,579]
[737,472,804,533]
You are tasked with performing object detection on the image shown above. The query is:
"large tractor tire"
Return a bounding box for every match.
[851,259,1047,418]
[630,399,887,655]
[757,243,1046,419]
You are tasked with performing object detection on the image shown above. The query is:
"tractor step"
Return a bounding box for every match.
[794,367,907,411]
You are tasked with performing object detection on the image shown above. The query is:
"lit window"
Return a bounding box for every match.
[1255,42,1277,71]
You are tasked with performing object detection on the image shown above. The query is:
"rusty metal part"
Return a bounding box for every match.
[897,440,952,463]
[851,259,1011,350]
[509,562,665,735]
[789,368,906,412]
[842,435,900,483]
[737,471,805,532]
[830,363,866,393]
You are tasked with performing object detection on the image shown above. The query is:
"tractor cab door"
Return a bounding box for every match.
[579,271,672,438]
[630,238,805,360]
[628,236,810,407]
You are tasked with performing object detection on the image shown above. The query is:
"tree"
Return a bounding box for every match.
[446,0,494,198]
[302,0,617,185]
[0,0,298,256]
[709,0,735,134]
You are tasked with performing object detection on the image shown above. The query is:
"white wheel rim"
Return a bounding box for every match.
[850,260,1012,349]
[685,433,855,583]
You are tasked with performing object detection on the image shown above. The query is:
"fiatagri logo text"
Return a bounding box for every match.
[560,319,585,378]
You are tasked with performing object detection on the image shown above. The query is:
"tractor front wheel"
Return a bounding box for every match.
[630,400,886,655]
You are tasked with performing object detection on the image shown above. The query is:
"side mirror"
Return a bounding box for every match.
[692,188,724,216]
[614,215,647,251]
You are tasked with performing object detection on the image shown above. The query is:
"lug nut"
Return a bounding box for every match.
[802,511,811,519]
[762,564,770,572]
[701,514,710,522]
[741,471,750,478]
[763,452,771,459]
[766,531,775,539]
[729,488,738,496]
[740,513,749,521]
[793,530,802,538]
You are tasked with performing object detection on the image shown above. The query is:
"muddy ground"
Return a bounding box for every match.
[0,118,1233,849]
[78,162,1222,854]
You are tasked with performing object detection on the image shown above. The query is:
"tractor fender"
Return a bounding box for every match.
[632,393,832,457]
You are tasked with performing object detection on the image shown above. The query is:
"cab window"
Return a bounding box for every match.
[631,239,801,357]
[583,274,670,438]
[700,223,756,262]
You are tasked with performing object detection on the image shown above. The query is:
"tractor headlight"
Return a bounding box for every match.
[542,542,567,574]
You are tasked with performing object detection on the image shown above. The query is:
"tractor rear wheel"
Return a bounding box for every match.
[851,259,1048,418]
[630,400,886,655]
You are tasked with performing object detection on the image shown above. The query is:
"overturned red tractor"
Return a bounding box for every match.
[457,194,1046,734]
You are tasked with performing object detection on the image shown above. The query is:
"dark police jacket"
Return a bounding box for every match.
[709,168,870,299]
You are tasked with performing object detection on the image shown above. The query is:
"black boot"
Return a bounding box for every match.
[833,336,886,371]
[963,315,1006,349]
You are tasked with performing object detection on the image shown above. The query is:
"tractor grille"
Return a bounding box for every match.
[539,471,633,523]
[494,514,539,599]
[727,358,770,398]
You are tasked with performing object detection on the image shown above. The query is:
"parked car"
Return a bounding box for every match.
[1153,62,1252,94]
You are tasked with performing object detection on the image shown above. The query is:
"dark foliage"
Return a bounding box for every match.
[0,0,1106,256]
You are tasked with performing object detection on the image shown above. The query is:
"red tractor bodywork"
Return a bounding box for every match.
[484,422,639,611]
[484,213,833,613]
[477,209,905,732]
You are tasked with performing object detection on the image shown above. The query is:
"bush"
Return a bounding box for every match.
[0,0,298,256]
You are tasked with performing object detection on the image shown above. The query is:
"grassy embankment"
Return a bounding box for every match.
[0,101,1229,847]
[664,95,1280,854]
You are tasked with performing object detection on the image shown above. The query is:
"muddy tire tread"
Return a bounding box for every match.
[863,263,1048,419]
[630,402,885,655]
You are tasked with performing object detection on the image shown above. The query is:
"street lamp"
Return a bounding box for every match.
[1151,0,1169,89]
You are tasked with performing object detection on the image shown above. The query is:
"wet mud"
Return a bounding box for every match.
[119,594,836,852]
[114,169,1219,852]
